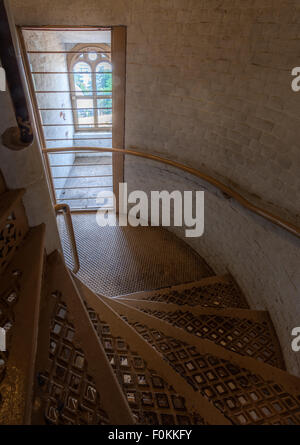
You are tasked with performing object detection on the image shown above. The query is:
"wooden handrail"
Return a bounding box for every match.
[45,147,300,239]
[54,203,80,273]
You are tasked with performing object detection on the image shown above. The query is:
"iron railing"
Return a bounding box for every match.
[54,203,80,273]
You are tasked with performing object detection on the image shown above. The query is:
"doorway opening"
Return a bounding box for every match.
[19,26,125,211]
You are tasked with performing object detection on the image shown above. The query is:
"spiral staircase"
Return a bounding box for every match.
[1,171,300,426]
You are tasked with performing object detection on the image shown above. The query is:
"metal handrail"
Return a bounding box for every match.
[54,203,80,274]
[45,146,300,239]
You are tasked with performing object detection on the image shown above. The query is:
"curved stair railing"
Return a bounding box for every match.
[0,0,34,150]
[54,203,80,274]
[45,146,300,239]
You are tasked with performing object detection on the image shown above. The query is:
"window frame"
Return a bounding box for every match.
[67,43,112,133]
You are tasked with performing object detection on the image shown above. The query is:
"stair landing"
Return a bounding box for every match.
[57,213,213,297]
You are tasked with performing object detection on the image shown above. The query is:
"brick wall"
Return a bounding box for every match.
[12,0,300,223]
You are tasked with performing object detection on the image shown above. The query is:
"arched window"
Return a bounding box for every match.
[68,44,112,132]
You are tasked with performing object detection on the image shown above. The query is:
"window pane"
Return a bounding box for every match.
[76,98,94,126]
[77,98,93,109]
[97,91,112,97]
[98,98,112,109]
[97,61,112,73]
[97,99,112,125]
[96,63,112,92]
[73,62,92,96]
[96,73,112,92]
[88,52,97,61]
